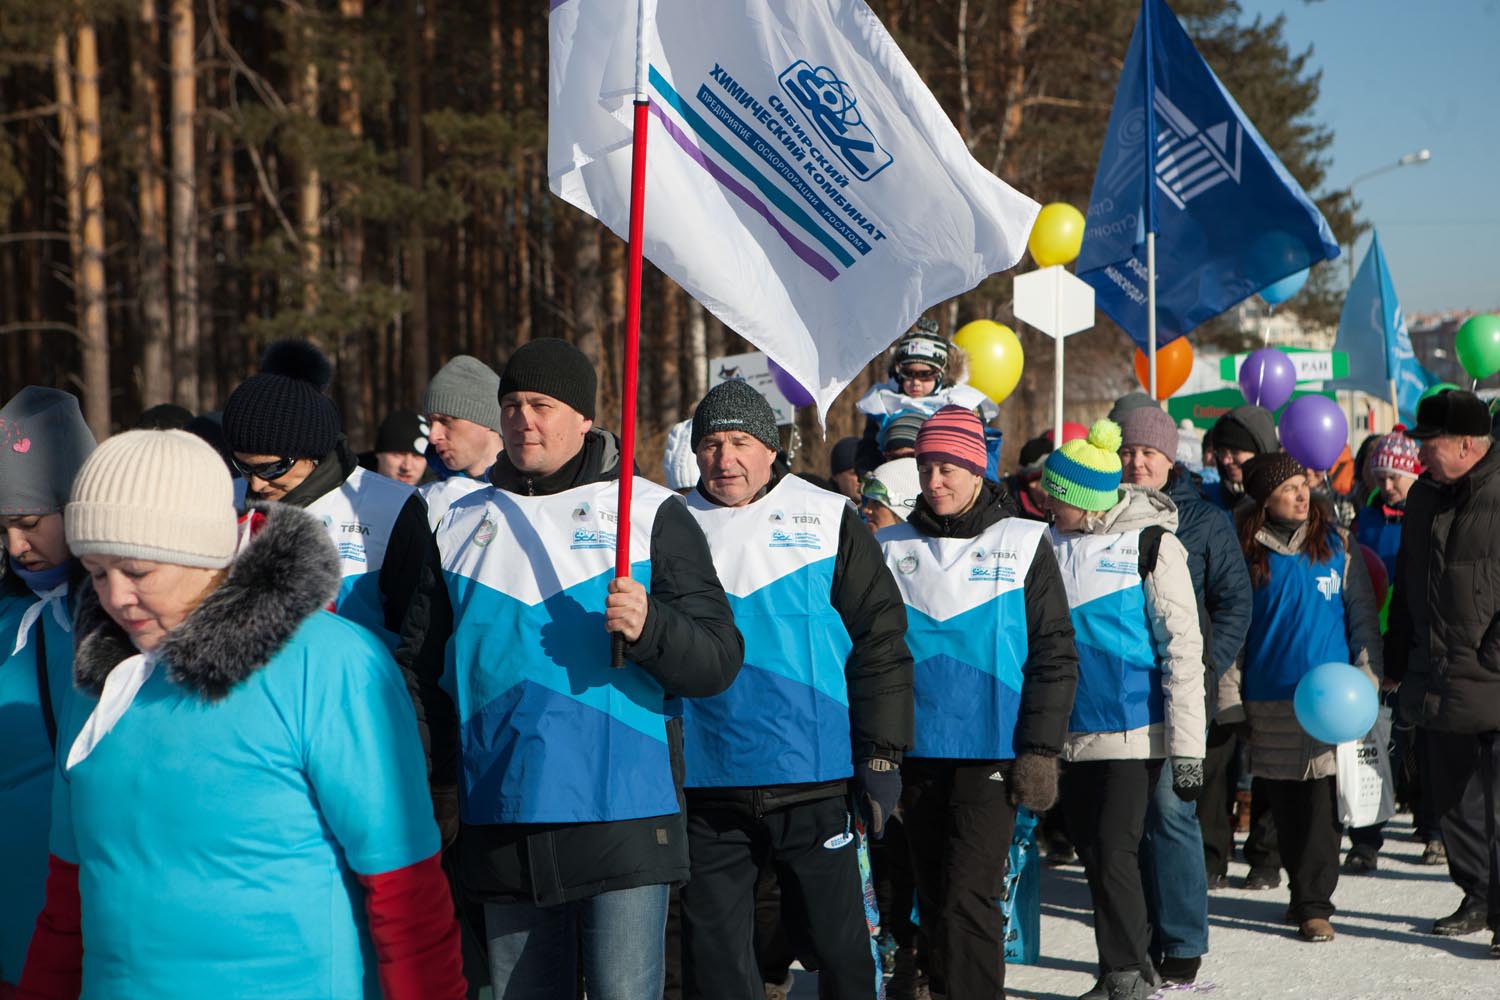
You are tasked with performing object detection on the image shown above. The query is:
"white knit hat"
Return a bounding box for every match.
[662,419,698,491]
[66,430,238,569]
[862,458,920,522]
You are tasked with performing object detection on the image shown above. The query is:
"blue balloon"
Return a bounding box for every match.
[1293,662,1378,745]
[1259,268,1309,306]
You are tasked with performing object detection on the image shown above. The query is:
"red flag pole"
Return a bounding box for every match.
[612,2,650,668]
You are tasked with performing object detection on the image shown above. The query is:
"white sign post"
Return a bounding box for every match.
[1013,265,1096,445]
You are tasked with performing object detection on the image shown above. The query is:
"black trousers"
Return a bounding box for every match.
[1244,777,1283,873]
[681,796,876,1000]
[872,814,918,951]
[1062,758,1161,975]
[1261,776,1340,921]
[1424,729,1500,927]
[1199,721,1238,878]
[901,758,1016,999]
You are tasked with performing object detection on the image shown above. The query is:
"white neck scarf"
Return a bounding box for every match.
[14,582,72,655]
[66,651,158,770]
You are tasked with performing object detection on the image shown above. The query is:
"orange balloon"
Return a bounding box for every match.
[1133,338,1194,400]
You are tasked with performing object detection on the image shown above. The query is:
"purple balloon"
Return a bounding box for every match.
[1239,348,1297,410]
[1279,395,1348,472]
[767,358,814,409]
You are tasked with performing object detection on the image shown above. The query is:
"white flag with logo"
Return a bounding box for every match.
[549,0,1041,417]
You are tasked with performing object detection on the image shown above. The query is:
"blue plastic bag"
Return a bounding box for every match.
[1001,806,1041,965]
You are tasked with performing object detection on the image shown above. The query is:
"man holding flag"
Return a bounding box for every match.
[1076,0,1340,389]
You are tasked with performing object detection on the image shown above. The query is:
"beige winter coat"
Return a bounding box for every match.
[1057,485,1208,763]
[1223,522,1383,781]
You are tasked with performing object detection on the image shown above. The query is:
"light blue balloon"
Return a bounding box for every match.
[1258,268,1309,305]
[1293,661,1378,745]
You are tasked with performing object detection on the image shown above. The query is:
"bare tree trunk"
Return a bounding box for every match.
[291,16,321,313]
[993,0,1034,178]
[403,0,429,399]
[684,297,707,403]
[52,34,81,269]
[335,0,372,438]
[168,0,198,409]
[133,0,171,406]
[74,23,110,436]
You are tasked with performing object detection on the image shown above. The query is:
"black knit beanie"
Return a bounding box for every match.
[222,340,341,459]
[498,338,597,420]
[691,379,780,451]
[1242,452,1305,505]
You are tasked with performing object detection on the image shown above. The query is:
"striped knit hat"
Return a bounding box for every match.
[1369,427,1422,480]
[1043,419,1123,511]
[914,405,987,477]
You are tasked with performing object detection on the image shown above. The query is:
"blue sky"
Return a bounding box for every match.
[1237,0,1499,315]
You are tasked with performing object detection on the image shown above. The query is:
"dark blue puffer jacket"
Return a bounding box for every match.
[1168,468,1253,677]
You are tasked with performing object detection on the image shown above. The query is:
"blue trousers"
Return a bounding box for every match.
[484,883,670,1000]
[1141,766,1210,959]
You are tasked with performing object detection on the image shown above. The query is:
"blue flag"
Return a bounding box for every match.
[1076,0,1340,351]
[1333,231,1434,422]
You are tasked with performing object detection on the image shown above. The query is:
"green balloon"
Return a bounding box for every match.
[1455,313,1500,380]
[1420,381,1461,403]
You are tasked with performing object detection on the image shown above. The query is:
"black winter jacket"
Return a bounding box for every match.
[906,480,1078,758]
[1167,469,1253,677]
[1388,444,1500,733]
[458,429,744,905]
[280,437,456,770]
[686,472,914,815]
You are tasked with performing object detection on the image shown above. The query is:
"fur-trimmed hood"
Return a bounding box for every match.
[73,502,341,701]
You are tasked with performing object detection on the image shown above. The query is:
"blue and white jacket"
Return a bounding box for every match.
[1049,486,1205,762]
[683,473,912,799]
[435,430,742,905]
[877,481,1078,761]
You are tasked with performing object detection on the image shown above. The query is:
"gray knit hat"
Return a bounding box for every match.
[1119,406,1179,459]
[424,355,502,431]
[691,380,780,452]
[1107,391,1161,424]
[0,387,97,516]
[67,430,238,569]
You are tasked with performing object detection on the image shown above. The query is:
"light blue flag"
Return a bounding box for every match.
[1076,0,1341,351]
[1333,231,1435,423]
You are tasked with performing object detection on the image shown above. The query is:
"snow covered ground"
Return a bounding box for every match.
[789,813,1496,999]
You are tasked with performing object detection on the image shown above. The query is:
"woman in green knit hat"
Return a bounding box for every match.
[1043,419,1206,1000]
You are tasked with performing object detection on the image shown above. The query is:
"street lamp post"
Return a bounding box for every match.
[1346,148,1432,283]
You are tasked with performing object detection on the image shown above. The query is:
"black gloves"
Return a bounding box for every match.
[1171,757,1205,803]
[1009,752,1059,812]
[855,758,902,839]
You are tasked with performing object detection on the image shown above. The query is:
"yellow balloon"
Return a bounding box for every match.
[953,320,1024,405]
[1028,202,1086,268]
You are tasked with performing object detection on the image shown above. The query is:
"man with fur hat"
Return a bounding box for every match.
[221,339,454,781]
[433,337,743,999]
[421,354,505,529]
[675,378,913,1000]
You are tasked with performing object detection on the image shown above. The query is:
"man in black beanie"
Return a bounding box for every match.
[829,436,861,502]
[1206,404,1279,514]
[676,377,912,1000]
[221,339,454,783]
[434,337,743,1000]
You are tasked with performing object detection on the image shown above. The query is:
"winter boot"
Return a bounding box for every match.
[1156,955,1201,984]
[763,973,793,1000]
[1422,840,1447,865]
[1433,900,1488,937]
[886,947,930,1000]
[1102,970,1152,1000]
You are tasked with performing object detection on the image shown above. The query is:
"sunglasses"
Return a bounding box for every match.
[231,455,298,482]
[897,364,939,383]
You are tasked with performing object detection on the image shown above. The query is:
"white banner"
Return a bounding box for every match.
[549,0,1040,417]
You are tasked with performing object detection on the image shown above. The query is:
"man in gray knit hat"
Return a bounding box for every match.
[420,354,504,530]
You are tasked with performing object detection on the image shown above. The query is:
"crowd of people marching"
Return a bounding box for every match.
[2,318,1498,1000]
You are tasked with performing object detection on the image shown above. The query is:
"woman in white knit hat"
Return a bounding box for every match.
[19,430,464,1000]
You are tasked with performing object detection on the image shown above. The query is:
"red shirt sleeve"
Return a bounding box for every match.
[357,852,466,1000]
[17,856,82,1000]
